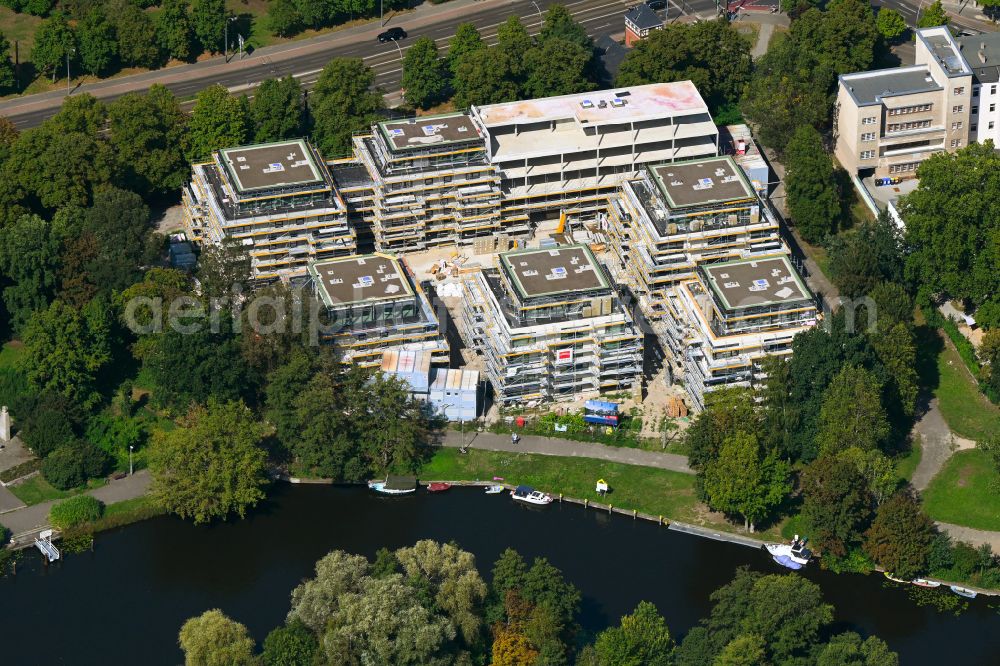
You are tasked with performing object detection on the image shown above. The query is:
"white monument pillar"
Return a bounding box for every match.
[0,405,10,442]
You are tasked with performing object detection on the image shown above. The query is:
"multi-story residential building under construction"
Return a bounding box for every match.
[662,256,819,409]
[459,244,642,407]
[182,139,356,281]
[306,253,449,367]
[606,155,787,325]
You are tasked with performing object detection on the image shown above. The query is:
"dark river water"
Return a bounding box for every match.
[1,484,997,665]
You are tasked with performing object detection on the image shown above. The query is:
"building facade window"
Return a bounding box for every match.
[972,125,978,132]
[954,87,965,95]
[886,120,932,132]
[860,150,876,160]
[950,139,962,148]
[992,104,997,112]
[860,132,876,141]
[951,122,963,130]
[992,85,997,95]
[990,121,996,130]
[973,106,979,114]
[952,105,964,113]
[888,162,920,174]
[861,116,878,125]
[887,104,932,116]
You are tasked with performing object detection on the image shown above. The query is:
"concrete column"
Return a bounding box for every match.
[0,406,10,442]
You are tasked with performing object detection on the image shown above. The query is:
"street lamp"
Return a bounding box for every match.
[129,445,134,476]
[225,15,238,63]
[65,46,75,94]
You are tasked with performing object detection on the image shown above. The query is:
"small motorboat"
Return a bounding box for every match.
[884,572,909,584]
[765,535,812,570]
[368,475,417,495]
[484,485,506,494]
[427,482,451,492]
[912,578,941,588]
[950,585,977,599]
[511,485,553,505]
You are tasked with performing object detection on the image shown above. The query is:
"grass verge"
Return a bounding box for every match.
[934,339,1000,442]
[0,341,24,369]
[895,436,922,483]
[419,448,721,528]
[8,476,104,506]
[923,449,1000,531]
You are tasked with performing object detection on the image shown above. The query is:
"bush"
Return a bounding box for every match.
[0,458,43,483]
[21,397,78,458]
[86,413,145,473]
[49,495,104,530]
[42,439,110,490]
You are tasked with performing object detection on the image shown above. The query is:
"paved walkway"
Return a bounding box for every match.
[0,470,150,537]
[441,430,693,474]
[911,397,976,491]
[937,522,1000,552]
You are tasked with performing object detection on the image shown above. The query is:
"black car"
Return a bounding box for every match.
[645,0,667,9]
[378,27,407,43]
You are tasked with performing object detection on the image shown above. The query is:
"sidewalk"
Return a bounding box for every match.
[440,430,693,474]
[0,470,150,537]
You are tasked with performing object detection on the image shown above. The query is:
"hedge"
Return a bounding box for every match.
[49,495,105,530]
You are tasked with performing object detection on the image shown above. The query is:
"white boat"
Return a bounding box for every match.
[485,485,506,494]
[368,475,417,495]
[950,585,977,599]
[511,485,553,505]
[912,578,941,588]
[765,535,812,570]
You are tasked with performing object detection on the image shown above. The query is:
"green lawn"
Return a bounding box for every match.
[923,449,1000,531]
[895,436,922,483]
[0,341,24,369]
[0,7,41,59]
[934,338,1000,442]
[419,448,719,528]
[8,475,104,506]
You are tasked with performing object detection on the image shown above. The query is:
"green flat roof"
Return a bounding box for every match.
[500,244,609,299]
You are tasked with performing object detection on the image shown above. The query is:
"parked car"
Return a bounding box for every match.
[645,0,667,10]
[378,27,407,43]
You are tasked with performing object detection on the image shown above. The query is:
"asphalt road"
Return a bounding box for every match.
[0,0,720,129]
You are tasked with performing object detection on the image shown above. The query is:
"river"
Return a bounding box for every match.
[0,484,997,665]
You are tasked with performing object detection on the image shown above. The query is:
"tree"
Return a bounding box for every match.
[0,214,61,333]
[250,76,304,142]
[192,0,226,54]
[178,609,256,666]
[871,322,919,419]
[494,16,533,89]
[114,0,160,69]
[19,394,78,457]
[32,12,77,81]
[839,447,899,506]
[799,0,879,75]
[816,365,889,457]
[187,84,249,161]
[311,57,384,157]
[714,634,765,666]
[875,8,907,42]
[757,356,796,459]
[917,0,949,27]
[616,20,751,113]
[982,330,1000,398]
[0,33,17,93]
[524,37,594,99]
[347,367,432,474]
[402,36,450,110]
[800,455,872,556]
[784,125,840,243]
[19,299,111,409]
[157,0,196,62]
[77,7,117,76]
[452,47,519,108]
[42,438,109,489]
[264,348,322,448]
[108,85,190,196]
[447,23,484,77]
[149,400,269,524]
[79,186,151,294]
[827,212,904,300]
[686,387,759,476]
[868,282,912,333]
[900,143,1000,314]
[816,632,898,666]
[863,491,936,579]
[261,620,318,666]
[593,601,674,666]
[395,540,488,647]
[288,549,371,632]
[268,0,304,38]
[702,431,790,532]
[196,236,252,297]
[539,4,592,51]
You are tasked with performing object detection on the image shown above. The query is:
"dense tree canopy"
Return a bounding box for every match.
[108,85,191,196]
[801,454,872,556]
[156,0,196,62]
[249,76,304,143]
[827,212,904,300]
[593,601,674,666]
[311,57,384,157]
[187,84,250,161]
[0,33,15,93]
[402,36,450,110]
[784,124,841,242]
[149,399,270,524]
[703,431,790,532]
[178,609,256,666]
[900,142,1000,327]
[32,12,77,81]
[77,7,118,77]
[864,491,936,579]
[0,214,61,333]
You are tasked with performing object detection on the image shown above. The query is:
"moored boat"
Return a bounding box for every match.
[484,485,506,494]
[427,482,451,492]
[765,535,812,570]
[950,585,977,599]
[511,485,553,505]
[884,572,909,584]
[912,578,941,588]
[368,475,417,495]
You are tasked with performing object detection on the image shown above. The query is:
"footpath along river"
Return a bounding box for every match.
[1,484,998,664]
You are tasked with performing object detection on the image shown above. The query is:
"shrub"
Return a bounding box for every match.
[42,439,110,490]
[0,458,43,483]
[49,495,104,530]
[21,398,78,457]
